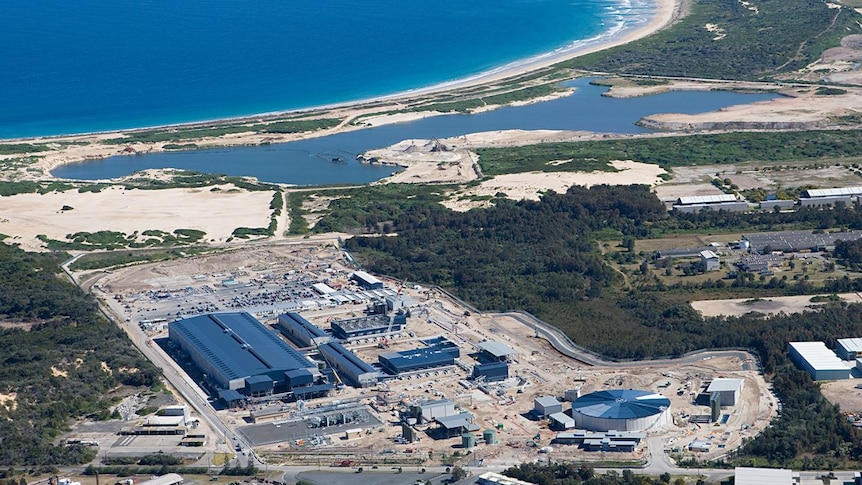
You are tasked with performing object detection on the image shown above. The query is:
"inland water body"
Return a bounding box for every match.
[52,79,779,185]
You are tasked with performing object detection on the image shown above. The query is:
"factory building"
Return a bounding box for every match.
[534,396,563,417]
[799,187,862,207]
[379,343,460,375]
[571,389,670,432]
[311,283,336,295]
[788,341,852,381]
[351,271,383,290]
[276,312,331,348]
[700,250,720,271]
[706,378,744,406]
[759,199,797,211]
[742,230,862,253]
[434,413,479,438]
[317,342,379,388]
[734,467,798,485]
[553,431,645,452]
[672,194,749,213]
[331,314,400,340]
[548,412,575,431]
[168,312,317,394]
[476,472,537,485]
[477,340,517,362]
[472,361,509,382]
[837,338,862,360]
[412,399,457,423]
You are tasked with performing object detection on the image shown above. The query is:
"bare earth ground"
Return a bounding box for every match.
[0,184,274,251]
[691,293,862,317]
[79,241,776,468]
[821,379,862,415]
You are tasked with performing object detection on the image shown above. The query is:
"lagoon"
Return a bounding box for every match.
[51,80,779,185]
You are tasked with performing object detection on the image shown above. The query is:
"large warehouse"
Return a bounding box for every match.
[168,312,318,393]
[837,337,862,360]
[379,343,460,375]
[570,389,671,432]
[318,342,379,388]
[706,378,744,406]
[788,341,851,381]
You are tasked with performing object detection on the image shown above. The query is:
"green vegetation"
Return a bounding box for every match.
[311,184,449,234]
[815,86,848,96]
[38,228,207,251]
[287,192,310,235]
[0,244,160,465]
[810,294,841,302]
[345,185,862,467]
[125,170,277,191]
[562,0,862,79]
[415,84,563,113]
[0,144,52,155]
[103,118,341,145]
[476,130,862,175]
[504,463,691,485]
[162,143,199,150]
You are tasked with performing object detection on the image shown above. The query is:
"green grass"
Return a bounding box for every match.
[476,130,862,176]
[68,246,215,271]
[103,118,342,145]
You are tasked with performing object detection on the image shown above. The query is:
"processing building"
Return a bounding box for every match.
[472,361,509,382]
[379,343,460,375]
[788,341,851,381]
[477,340,517,362]
[706,378,744,406]
[168,312,318,395]
[317,341,379,388]
[331,314,401,340]
[351,271,383,290]
[837,338,862,360]
[570,389,671,432]
[799,187,862,207]
[276,312,331,348]
[672,194,749,213]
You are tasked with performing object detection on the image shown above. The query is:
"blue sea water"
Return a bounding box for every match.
[0,0,650,139]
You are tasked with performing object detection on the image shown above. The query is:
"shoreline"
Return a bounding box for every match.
[2,0,678,145]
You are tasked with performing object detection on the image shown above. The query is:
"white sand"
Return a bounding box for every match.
[692,293,862,317]
[443,160,667,211]
[0,185,273,251]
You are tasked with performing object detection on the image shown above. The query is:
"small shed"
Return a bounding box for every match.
[548,412,575,431]
[534,396,562,417]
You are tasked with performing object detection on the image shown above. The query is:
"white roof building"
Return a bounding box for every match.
[837,337,862,360]
[707,378,744,406]
[734,467,797,485]
[803,187,862,198]
[788,341,851,381]
[677,194,737,205]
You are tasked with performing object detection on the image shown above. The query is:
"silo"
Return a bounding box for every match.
[461,433,476,449]
[483,429,497,444]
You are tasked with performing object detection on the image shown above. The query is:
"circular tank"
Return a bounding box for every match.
[571,389,671,432]
[483,429,497,444]
[461,433,476,449]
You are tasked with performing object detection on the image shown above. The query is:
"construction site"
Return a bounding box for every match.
[68,238,778,469]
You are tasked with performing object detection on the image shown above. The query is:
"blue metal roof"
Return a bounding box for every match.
[170,312,312,380]
[571,390,670,420]
[283,312,327,338]
[380,344,459,373]
[320,342,377,374]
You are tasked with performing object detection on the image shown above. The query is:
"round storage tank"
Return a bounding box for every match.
[571,389,671,432]
[483,429,497,444]
[462,433,476,449]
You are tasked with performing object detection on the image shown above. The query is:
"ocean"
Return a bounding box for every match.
[0,0,652,139]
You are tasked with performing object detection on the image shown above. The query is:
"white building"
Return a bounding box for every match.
[734,467,798,485]
[534,396,562,417]
[707,378,744,406]
[788,341,852,381]
[837,337,862,360]
[700,250,720,271]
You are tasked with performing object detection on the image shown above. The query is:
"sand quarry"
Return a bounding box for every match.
[0,184,274,251]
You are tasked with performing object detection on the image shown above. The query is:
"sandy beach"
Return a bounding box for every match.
[0,0,680,177]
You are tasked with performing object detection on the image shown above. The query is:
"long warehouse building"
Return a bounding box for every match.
[318,342,379,388]
[788,341,851,381]
[277,312,331,347]
[168,312,318,394]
